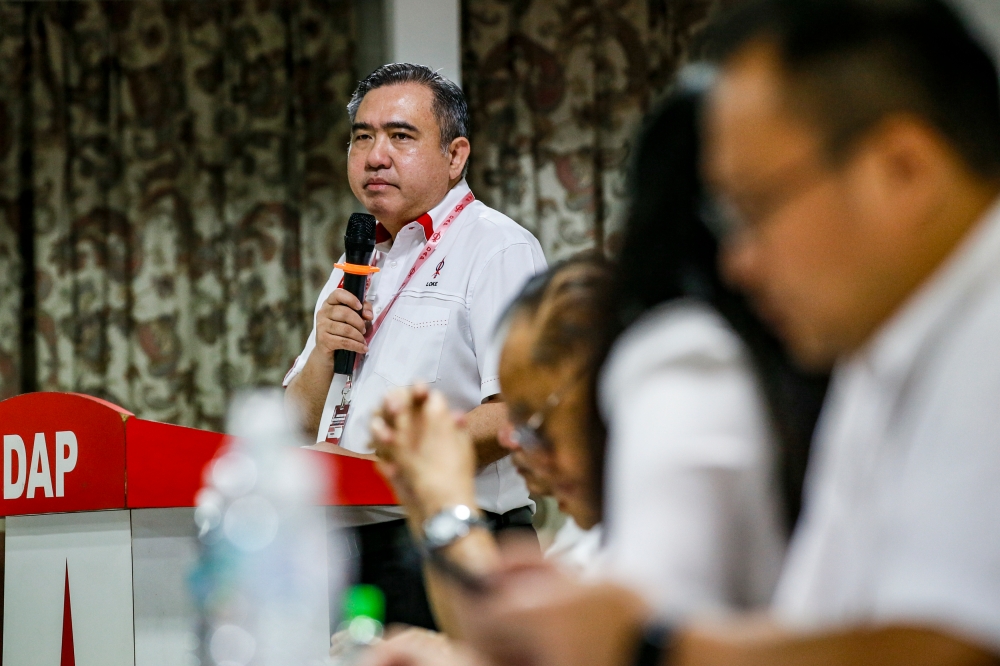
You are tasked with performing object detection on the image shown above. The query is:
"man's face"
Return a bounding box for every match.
[348,83,466,232]
[706,45,936,369]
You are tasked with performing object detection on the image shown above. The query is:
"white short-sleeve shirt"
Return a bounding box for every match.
[773,198,1000,652]
[285,180,547,523]
[599,301,785,620]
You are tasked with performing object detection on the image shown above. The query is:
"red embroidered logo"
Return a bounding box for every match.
[433,259,445,278]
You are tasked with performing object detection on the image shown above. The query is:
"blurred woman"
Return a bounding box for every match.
[594,66,827,619]
[371,256,614,637]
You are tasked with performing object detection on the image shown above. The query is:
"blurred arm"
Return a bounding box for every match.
[424,531,502,639]
[460,563,998,666]
[673,622,997,666]
[371,387,504,637]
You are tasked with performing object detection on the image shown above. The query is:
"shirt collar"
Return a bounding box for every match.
[374,179,472,246]
[855,195,1000,384]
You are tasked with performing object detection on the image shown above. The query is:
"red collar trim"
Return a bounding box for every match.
[415,213,434,239]
[374,213,434,244]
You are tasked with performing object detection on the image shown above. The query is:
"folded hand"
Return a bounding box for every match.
[371,385,478,524]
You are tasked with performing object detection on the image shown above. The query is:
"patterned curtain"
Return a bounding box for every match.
[462,0,723,259]
[0,0,723,427]
[0,0,359,429]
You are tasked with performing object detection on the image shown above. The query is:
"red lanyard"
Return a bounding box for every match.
[325,192,474,444]
[364,191,475,345]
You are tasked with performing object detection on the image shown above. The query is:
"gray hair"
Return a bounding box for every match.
[347,63,470,177]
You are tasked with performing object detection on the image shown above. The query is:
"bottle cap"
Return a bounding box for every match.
[343,584,385,623]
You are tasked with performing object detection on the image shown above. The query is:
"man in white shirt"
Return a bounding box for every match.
[363,1,1000,664]
[284,63,545,628]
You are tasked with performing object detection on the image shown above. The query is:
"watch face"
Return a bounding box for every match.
[424,505,482,550]
[425,512,465,549]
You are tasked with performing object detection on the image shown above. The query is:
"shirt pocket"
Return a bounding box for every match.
[374,304,451,386]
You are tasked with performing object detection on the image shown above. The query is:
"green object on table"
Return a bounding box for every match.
[343,584,385,623]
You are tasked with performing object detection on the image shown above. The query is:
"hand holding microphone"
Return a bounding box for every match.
[315,289,372,354]
[314,213,378,376]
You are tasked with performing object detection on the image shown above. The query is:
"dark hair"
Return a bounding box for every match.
[703,0,1000,177]
[501,253,615,518]
[502,253,614,367]
[348,63,470,177]
[601,73,828,531]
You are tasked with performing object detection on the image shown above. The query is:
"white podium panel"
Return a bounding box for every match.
[131,509,200,666]
[3,511,135,666]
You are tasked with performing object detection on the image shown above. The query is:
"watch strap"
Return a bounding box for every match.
[633,621,673,666]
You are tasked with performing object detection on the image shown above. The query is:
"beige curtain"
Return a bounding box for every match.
[0,0,359,429]
[0,0,721,426]
[463,0,722,259]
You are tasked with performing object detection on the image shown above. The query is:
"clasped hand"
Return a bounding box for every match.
[370,385,478,525]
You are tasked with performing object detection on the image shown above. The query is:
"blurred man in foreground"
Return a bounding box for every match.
[362,0,1000,664]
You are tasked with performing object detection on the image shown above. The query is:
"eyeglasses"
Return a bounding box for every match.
[506,377,581,454]
[704,158,836,240]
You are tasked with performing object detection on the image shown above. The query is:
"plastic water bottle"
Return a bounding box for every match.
[329,585,385,665]
[190,390,339,666]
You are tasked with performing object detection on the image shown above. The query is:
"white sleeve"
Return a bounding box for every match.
[282,261,345,387]
[468,242,546,400]
[602,353,784,618]
[872,334,1000,652]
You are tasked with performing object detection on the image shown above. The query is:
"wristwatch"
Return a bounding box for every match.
[421,505,489,552]
[632,621,673,666]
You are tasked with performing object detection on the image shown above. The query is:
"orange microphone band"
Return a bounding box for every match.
[335,263,381,276]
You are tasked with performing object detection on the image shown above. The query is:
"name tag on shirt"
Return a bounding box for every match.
[326,378,353,444]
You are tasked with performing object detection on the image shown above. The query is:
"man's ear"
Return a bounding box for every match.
[448,137,471,180]
[855,115,951,231]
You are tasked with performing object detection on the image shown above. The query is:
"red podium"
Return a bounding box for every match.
[0,392,397,666]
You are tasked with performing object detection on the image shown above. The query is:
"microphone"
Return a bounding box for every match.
[334,213,378,376]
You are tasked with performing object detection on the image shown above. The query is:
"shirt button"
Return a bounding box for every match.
[390,261,397,268]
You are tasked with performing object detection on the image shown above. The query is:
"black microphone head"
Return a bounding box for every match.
[345,213,377,245]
